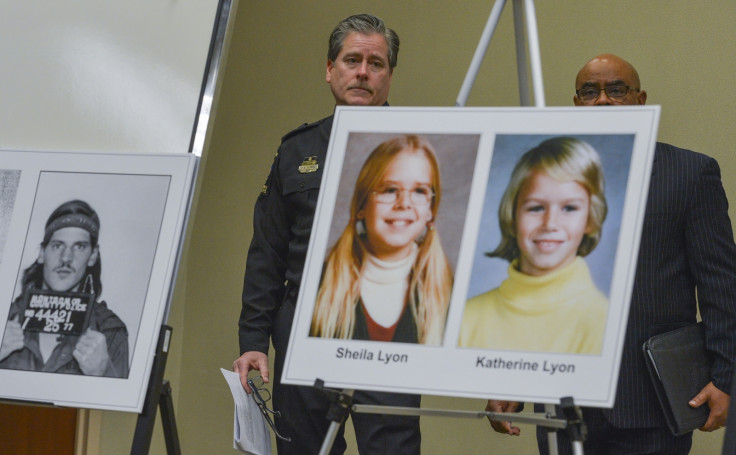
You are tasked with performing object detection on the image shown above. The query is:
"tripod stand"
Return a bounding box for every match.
[315,386,586,455]
[314,2,586,454]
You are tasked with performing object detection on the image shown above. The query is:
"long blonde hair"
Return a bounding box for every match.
[311,135,453,344]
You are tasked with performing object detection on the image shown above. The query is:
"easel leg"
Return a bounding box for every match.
[454,0,507,107]
[455,0,545,107]
[521,0,545,106]
[541,398,586,455]
[131,325,179,455]
[159,380,181,455]
[512,0,531,106]
[560,397,586,455]
[319,421,342,455]
[314,381,354,455]
[544,403,559,455]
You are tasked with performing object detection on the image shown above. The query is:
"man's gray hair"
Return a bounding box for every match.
[327,14,399,70]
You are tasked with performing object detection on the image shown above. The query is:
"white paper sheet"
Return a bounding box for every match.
[221,368,271,455]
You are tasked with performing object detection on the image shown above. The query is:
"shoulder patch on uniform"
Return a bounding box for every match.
[260,153,279,197]
[280,117,329,143]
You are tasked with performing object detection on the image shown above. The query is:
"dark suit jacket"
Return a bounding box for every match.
[603,142,736,428]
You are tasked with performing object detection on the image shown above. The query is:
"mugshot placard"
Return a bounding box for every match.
[282,106,660,408]
[0,150,197,412]
[20,289,95,336]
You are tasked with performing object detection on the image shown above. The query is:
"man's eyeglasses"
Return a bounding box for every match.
[371,184,434,205]
[246,376,292,442]
[575,85,639,101]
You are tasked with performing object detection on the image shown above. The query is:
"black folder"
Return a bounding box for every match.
[642,322,711,436]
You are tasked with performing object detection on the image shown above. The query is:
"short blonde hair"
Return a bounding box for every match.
[490,137,607,261]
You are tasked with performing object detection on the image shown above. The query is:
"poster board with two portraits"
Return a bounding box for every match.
[283,106,660,408]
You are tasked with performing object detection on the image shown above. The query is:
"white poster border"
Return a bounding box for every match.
[283,106,659,408]
[0,150,197,412]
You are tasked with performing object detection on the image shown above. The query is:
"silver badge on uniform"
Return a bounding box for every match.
[298,156,319,173]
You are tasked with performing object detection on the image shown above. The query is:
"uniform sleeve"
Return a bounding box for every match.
[238,151,290,355]
[685,156,736,392]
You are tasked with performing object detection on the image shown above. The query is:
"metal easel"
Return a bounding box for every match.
[458,2,584,452]
[314,2,586,454]
[131,325,180,455]
[131,0,235,452]
[455,0,545,108]
[314,384,585,455]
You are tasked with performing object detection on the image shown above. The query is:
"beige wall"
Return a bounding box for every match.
[98,1,736,453]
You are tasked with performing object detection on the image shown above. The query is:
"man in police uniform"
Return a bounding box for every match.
[232,14,421,454]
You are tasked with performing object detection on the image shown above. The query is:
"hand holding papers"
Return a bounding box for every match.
[221,368,271,455]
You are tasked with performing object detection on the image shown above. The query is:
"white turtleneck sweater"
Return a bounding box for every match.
[360,244,417,328]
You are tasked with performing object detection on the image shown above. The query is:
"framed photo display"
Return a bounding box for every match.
[282,106,660,408]
[0,150,197,412]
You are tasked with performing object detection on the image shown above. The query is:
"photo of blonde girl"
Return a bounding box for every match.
[311,135,453,345]
[460,136,609,354]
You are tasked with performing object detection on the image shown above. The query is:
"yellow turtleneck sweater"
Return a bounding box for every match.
[459,257,608,354]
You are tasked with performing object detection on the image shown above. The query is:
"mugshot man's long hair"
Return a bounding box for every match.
[310,135,453,345]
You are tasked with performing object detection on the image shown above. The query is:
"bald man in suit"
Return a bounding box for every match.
[489,54,736,455]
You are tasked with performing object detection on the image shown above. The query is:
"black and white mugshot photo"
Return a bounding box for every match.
[0,171,171,378]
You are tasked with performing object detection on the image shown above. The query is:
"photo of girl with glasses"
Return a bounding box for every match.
[459,137,609,354]
[310,135,453,345]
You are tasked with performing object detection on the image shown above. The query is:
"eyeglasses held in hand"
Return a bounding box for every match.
[575,85,639,101]
[246,376,292,442]
[371,184,434,205]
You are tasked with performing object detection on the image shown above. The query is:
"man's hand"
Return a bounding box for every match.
[0,316,25,361]
[690,381,729,431]
[73,329,110,376]
[486,400,522,436]
[233,351,269,393]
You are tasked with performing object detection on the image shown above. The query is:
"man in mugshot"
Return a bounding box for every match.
[0,199,129,378]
